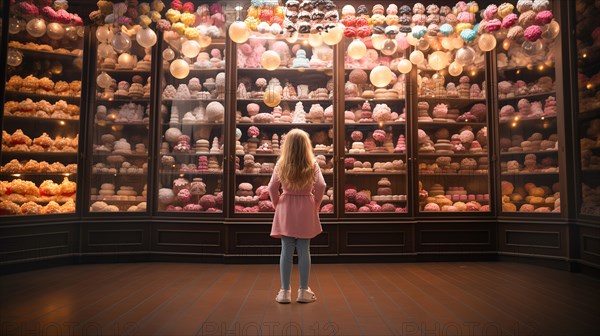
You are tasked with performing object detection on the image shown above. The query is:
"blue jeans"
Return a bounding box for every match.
[280,236,311,290]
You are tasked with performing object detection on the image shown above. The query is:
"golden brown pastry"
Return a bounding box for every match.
[59,177,76,195]
[0,200,20,215]
[20,201,42,215]
[9,129,32,146]
[9,179,39,196]
[42,201,61,214]
[39,180,61,196]
[2,159,23,172]
[21,75,39,93]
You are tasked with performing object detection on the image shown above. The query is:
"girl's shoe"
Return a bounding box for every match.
[275,289,291,303]
[296,287,317,303]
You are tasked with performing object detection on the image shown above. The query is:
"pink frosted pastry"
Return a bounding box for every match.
[483,4,498,20]
[199,194,216,209]
[486,18,501,32]
[519,204,535,212]
[501,13,518,28]
[535,10,553,24]
[177,189,191,203]
[524,25,542,42]
[423,203,441,212]
[345,202,358,212]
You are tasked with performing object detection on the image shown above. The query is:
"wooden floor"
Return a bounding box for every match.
[1,262,599,336]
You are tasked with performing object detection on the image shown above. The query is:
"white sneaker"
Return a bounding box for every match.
[275,289,291,303]
[296,287,317,303]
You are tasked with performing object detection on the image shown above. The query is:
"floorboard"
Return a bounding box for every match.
[1,262,599,336]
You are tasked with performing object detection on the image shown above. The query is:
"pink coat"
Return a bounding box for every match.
[268,162,326,239]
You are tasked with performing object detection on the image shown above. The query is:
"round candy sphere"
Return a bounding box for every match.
[96,25,113,43]
[9,18,22,35]
[181,40,201,58]
[409,50,425,64]
[522,40,543,56]
[46,22,65,40]
[261,50,281,70]
[263,89,282,107]
[97,42,114,58]
[96,72,113,89]
[370,65,393,87]
[448,61,463,76]
[542,20,560,40]
[397,59,413,74]
[455,46,475,66]
[162,48,175,61]
[7,48,23,67]
[478,33,497,52]
[381,39,398,55]
[428,51,449,71]
[322,24,344,46]
[229,21,250,43]
[371,34,387,50]
[308,33,323,48]
[347,39,367,59]
[111,31,132,53]
[26,18,46,38]
[170,59,190,79]
[64,26,79,41]
[136,27,157,48]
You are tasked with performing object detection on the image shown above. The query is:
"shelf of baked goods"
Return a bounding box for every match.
[4,97,80,120]
[237,98,333,104]
[162,99,225,104]
[99,69,151,75]
[8,40,83,58]
[345,122,406,127]
[498,91,556,103]
[96,98,149,104]
[500,149,559,156]
[2,130,78,157]
[237,122,333,128]
[4,91,80,103]
[237,67,332,73]
[0,177,76,205]
[95,121,149,127]
[498,95,557,123]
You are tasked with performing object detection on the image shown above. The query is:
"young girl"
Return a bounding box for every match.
[268,129,326,304]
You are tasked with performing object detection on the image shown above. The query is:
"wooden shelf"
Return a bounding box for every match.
[419,172,489,176]
[500,150,559,156]
[92,152,148,158]
[162,99,224,103]
[97,69,151,75]
[3,116,79,124]
[344,122,406,127]
[418,121,487,127]
[501,172,559,176]
[0,172,75,177]
[418,152,488,157]
[498,91,556,103]
[345,152,406,157]
[418,97,486,104]
[96,98,149,104]
[345,171,406,175]
[499,115,557,124]
[96,121,149,126]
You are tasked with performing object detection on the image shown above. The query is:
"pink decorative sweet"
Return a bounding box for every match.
[372,130,386,143]
[247,126,259,138]
[258,200,275,212]
[465,201,481,211]
[247,103,260,116]
[483,4,497,20]
[345,188,357,201]
[535,10,553,25]
[423,203,441,211]
[394,134,406,153]
[486,19,502,32]
[432,103,448,118]
[183,204,202,211]
[351,131,363,141]
[381,203,396,212]
[524,25,543,42]
[199,194,216,209]
[355,192,369,206]
[501,13,518,29]
[345,202,358,212]
[320,204,334,213]
[470,103,487,121]
[519,204,535,212]
[358,206,371,212]
[177,189,191,203]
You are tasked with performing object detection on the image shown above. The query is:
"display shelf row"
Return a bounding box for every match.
[498,91,556,103]
[4,91,80,102]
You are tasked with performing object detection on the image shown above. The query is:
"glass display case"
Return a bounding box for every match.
[495,25,561,214]
[156,34,226,214]
[1,6,84,216]
[342,39,409,214]
[233,36,335,214]
[87,26,153,213]
[416,49,491,214]
[575,0,600,217]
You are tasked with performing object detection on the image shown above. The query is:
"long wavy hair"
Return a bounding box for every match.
[276,129,315,191]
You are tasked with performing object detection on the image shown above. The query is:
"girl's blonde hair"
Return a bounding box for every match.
[276,129,315,191]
